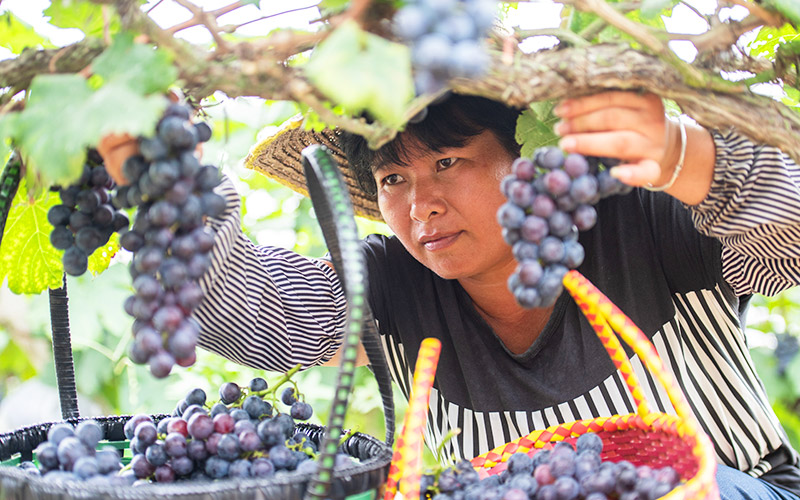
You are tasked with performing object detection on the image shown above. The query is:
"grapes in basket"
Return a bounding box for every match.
[15,374,357,484]
[498,148,632,309]
[417,433,681,500]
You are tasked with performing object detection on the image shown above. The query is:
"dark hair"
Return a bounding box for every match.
[340,95,523,197]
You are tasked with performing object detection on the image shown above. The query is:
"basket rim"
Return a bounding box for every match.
[0,416,392,499]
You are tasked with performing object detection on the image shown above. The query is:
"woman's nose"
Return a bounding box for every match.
[409,178,446,222]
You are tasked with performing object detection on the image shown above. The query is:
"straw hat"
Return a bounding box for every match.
[245,115,383,221]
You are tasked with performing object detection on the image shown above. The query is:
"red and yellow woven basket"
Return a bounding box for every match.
[469,271,720,500]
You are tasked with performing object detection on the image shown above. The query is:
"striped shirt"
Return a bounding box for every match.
[194,130,800,493]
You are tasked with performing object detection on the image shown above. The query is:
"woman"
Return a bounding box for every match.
[102,91,800,498]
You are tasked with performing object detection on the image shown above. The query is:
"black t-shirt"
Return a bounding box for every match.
[363,189,800,494]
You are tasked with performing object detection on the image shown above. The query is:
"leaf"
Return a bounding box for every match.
[515,102,560,159]
[12,74,166,185]
[304,20,414,128]
[0,337,37,380]
[0,178,121,294]
[640,0,678,19]
[91,33,177,95]
[14,74,94,186]
[0,12,53,53]
[762,0,800,28]
[0,180,64,294]
[749,24,799,60]
[44,0,121,38]
[87,231,120,276]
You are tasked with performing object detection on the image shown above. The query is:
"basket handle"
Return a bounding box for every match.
[562,271,696,431]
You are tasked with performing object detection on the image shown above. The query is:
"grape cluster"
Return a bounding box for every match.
[48,152,130,276]
[418,434,681,500]
[115,102,225,378]
[498,148,632,308]
[17,420,133,485]
[124,378,347,483]
[17,377,355,484]
[392,0,496,93]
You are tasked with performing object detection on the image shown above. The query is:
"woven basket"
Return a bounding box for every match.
[470,271,720,500]
[0,415,392,500]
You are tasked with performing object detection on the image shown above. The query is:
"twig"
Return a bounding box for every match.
[688,14,766,53]
[113,0,200,64]
[171,0,230,51]
[145,0,165,14]
[679,0,708,25]
[48,47,70,73]
[168,0,245,34]
[515,27,590,47]
[220,4,322,34]
[568,0,732,91]
[102,5,111,45]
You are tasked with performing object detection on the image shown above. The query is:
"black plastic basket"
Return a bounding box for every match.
[0,417,392,500]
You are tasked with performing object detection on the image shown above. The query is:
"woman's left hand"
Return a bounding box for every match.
[553,91,682,189]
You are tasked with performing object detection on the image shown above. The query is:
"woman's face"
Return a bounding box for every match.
[374,129,516,282]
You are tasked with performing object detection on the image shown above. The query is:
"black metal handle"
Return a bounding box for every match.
[301,144,395,500]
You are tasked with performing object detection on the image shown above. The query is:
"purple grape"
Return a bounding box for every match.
[539,236,566,264]
[536,147,565,170]
[554,476,580,500]
[570,174,599,204]
[187,413,214,440]
[35,441,59,469]
[149,350,175,378]
[497,202,526,230]
[47,423,75,445]
[508,180,535,207]
[163,432,187,458]
[216,434,241,461]
[512,157,537,181]
[513,285,541,309]
[281,387,298,405]
[520,215,548,243]
[547,211,573,237]
[134,421,158,446]
[576,432,603,455]
[251,457,276,477]
[228,459,252,478]
[531,194,556,218]
[249,377,268,392]
[154,464,175,483]
[517,259,543,286]
[290,401,313,421]
[512,241,538,261]
[564,153,590,178]
[573,204,598,231]
[145,442,168,466]
[219,382,241,404]
[543,170,571,197]
[238,429,262,452]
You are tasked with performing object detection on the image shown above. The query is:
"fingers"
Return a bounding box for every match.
[554,91,662,119]
[608,159,662,187]
[97,132,138,186]
[558,130,664,163]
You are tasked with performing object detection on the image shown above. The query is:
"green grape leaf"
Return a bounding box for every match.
[640,0,678,19]
[44,0,121,38]
[11,74,166,185]
[304,20,413,128]
[0,337,37,380]
[515,102,560,159]
[748,24,799,59]
[87,231,120,276]
[0,12,53,53]
[14,74,94,186]
[762,0,800,28]
[0,181,64,294]
[91,33,177,95]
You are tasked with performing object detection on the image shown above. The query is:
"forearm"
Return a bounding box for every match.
[193,178,347,371]
[687,130,800,295]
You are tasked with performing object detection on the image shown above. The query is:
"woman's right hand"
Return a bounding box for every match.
[96,133,139,186]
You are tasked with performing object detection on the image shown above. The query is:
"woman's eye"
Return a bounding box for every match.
[438,157,457,169]
[382,173,403,186]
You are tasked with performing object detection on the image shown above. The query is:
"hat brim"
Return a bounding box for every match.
[245,115,383,222]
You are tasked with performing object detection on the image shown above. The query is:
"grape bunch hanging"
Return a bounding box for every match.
[115,102,226,378]
[48,151,130,276]
[497,148,632,308]
[392,0,496,93]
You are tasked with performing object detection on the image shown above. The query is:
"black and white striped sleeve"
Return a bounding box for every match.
[192,178,347,372]
[688,130,800,296]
